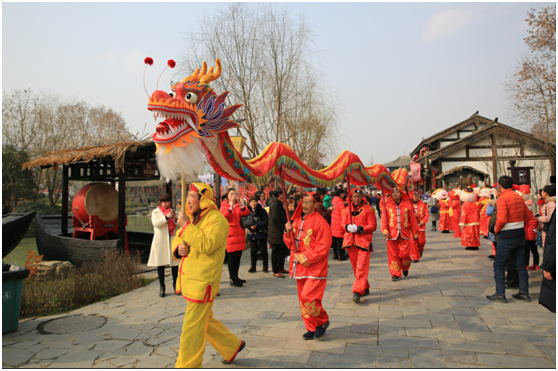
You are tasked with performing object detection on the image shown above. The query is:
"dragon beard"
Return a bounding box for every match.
[156,137,206,182]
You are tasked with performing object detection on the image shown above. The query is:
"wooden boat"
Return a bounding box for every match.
[35,214,153,267]
[2,212,36,258]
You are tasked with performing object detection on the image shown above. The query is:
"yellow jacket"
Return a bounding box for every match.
[172,208,229,303]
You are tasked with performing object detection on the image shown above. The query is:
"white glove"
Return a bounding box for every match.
[347,224,358,233]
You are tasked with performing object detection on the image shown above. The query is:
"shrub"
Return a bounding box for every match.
[20,251,155,318]
[16,201,60,215]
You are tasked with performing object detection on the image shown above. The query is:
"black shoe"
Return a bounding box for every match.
[392,275,400,282]
[302,331,315,340]
[333,255,339,260]
[353,292,361,304]
[339,256,348,261]
[239,278,247,284]
[412,260,419,263]
[441,230,450,233]
[511,293,531,302]
[230,279,243,287]
[248,266,256,273]
[159,285,165,298]
[420,252,423,258]
[222,340,246,364]
[313,321,330,340]
[262,267,269,273]
[486,293,507,303]
[465,246,479,250]
[487,255,495,259]
[363,289,370,296]
[403,270,409,277]
[483,236,489,239]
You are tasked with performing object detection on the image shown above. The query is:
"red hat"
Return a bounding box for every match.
[518,184,531,195]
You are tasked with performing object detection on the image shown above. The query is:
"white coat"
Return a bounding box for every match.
[147,207,179,267]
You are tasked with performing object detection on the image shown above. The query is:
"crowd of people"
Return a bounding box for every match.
[146,176,555,367]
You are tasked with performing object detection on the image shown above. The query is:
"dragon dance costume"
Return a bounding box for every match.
[172,183,243,368]
[459,188,480,249]
[341,189,377,296]
[284,193,332,334]
[410,195,429,261]
[381,194,419,278]
[448,189,462,238]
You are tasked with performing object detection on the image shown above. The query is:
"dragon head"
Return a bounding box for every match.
[148,58,241,154]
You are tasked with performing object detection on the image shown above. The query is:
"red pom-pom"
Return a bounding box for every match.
[167,59,176,68]
[144,57,153,66]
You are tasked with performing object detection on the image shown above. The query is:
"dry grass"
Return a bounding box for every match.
[20,251,155,318]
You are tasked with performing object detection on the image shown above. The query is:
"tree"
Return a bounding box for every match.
[177,3,340,165]
[2,89,132,207]
[504,5,556,173]
[2,145,38,208]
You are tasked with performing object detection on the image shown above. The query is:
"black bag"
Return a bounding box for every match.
[241,214,257,229]
[430,206,439,214]
[542,223,549,232]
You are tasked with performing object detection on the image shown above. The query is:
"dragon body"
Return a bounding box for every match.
[148,58,408,190]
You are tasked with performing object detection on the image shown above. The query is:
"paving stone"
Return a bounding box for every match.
[48,350,103,368]
[431,320,461,331]
[379,337,440,349]
[453,315,490,332]
[438,339,507,354]
[345,344,409,359]
[245,346,312,364]
[524,335,558,347]
[5,339,40,350]
[256,311,284,320]
[283,338,346,354]
[379,318,432,328]
[125,341,153,360]
[307,352,376,368]
[406,328,466,341]
[73,334,109,345]
[155,344,178,358]
[409,348,446,368]
[476,353,555,368]
[462,331,528,344]
[108,356,137,367]
[27,343,48,353]
[33,347,71,360]
[237,326,270,336]
[135,354,175,368]
[92,339,131,351]
[501,341,545,357]
[2,349,35,366]
[247,318,300,329]
[350,324,378,335]
[441,350,481,365]
[376,357,412,368]
[107,328,142,340]
[488,324,554,336]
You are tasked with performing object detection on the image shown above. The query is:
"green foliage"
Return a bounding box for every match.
[2,145,37,206]
[16,201,60,215]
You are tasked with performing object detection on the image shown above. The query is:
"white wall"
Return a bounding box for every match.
[445,148,467,158]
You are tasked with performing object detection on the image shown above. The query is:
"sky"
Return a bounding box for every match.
[2,2,551,165]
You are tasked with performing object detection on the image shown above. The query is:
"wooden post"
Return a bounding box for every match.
[346,175,353,224]
[181,178,187,214]
[215,173,221,209]
[62,165,69,236]
[118,172,128,252]
[491,134,498,185]
[278,168,295,243]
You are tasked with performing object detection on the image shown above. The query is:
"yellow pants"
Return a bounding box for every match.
[175,300,242,368]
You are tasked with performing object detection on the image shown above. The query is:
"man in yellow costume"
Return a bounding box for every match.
[172,182,245,368]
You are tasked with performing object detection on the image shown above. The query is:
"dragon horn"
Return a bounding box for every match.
[200,58,222,85]
[200,61,208,76]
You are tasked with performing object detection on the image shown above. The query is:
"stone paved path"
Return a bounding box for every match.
[3,224,556,368]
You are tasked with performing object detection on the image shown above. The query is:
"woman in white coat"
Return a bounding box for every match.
[148,193,179,297]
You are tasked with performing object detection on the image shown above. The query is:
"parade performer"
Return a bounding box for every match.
[449,187,462,238]
[341,188,377,303]
[410,191,429,262]
[517,185,540,270]
[459,187,480,250]
[284,193,332,340]
[432,189,452,233]
[172,183,245,368]
[330,188,348,261]
[381,189,419,281]
[477,186,491,237]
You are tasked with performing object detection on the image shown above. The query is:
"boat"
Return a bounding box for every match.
[2,212,37,258]
[35,214,153,267]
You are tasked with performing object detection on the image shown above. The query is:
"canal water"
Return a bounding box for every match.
[3,215,153,267]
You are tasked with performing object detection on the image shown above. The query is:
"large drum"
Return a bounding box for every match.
[72,183,119,223]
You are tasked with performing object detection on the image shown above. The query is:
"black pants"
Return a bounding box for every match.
[157,265,178,289]
[250,239,268,269]
[506,258,519,288]
[227,250,243,280]
[332,237,346,259]
[270,243,286,274]
[525,240,539,266]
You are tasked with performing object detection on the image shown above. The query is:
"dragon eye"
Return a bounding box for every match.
[169,92,176,98]
[185,92,198,104]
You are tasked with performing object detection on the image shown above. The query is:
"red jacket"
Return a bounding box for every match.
[220,200,250,252]
[412,200,429,231]
[459,202,480,226]
[284,211,332,279]
[381,197,419,240]
[494,189,533,235]
[330,196,346,238]
[525,208,538,241]
[341,201,377,251]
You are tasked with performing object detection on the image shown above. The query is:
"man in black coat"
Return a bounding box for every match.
[539,210,555,313]
[268,188,289,278]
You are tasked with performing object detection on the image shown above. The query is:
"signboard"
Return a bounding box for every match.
[142,161,156,178]
[507,161,533,187]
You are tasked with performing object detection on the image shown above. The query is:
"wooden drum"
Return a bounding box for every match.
[72,183,119,223]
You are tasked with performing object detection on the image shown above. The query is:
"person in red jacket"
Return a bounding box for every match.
[449,187,462,238]
[459,187,480,250]
[381,189,419,281]
[341,188,377,303]
[410,191,429,262]
[432,189,452,233]
[220,188,250,287]
[284,192,332,341]
[477,186,491,237]
[517,185,540,270]
[329,188,348,261]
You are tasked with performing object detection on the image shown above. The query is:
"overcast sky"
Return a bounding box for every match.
[2,2,549,165]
